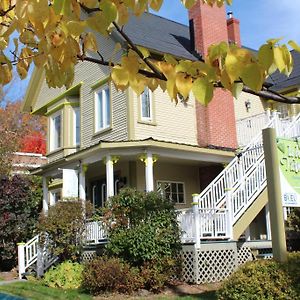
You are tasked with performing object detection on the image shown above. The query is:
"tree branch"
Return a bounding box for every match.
[242,86,300,104]
[77,54,160,78]
[112,21,166,81]
[0,4,15,17]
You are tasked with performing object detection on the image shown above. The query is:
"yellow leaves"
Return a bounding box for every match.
[149,0,163,11]
[192,77,214,106]
[289,40,300,53]
[83,32,98,52]
[0,64,12,85]
[181,0,197,9]
[111,66,129,89]
[99,0,118,24]
[175,73,193,99]
[0,37,8,51]
[273,45,292,76]
[137,46,150,59]
[240,63,263,92]
[258,44,273,72]
[66,21,86,36]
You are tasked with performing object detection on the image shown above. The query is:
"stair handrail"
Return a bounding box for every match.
[196,117,275,210]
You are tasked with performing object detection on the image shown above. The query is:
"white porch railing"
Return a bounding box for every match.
[18,220,107,278]
[179,112,300,244]
[85,220,107,245]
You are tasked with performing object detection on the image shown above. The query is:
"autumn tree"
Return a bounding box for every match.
[0,0,299,106]
[0,99,46,175]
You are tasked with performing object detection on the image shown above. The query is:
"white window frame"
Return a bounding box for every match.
[94,85,111,133]
[74,107,80,146]
[140,87,153,122]
[50,110,62,152]
[157,180,185,204]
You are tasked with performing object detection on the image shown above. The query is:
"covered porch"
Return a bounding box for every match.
[36,139,234,244]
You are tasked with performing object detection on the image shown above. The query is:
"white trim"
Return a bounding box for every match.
[156,180,186,204]
[12,163,42,168]
[14,152,45,158]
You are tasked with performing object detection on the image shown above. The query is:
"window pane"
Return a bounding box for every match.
[157,181,185,204]
[178,193,184,204]
[53,114,61,149]
[75,109,80,145]
[97,91,103,129]
[105,88,110,127]
[141,88,151,119]
[178,183,183,193]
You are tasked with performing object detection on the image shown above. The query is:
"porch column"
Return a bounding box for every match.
[105,155,119,200]
[79,164,87,201]
[42,177,48,214]
[146,152,154,192]
[265,203,272,240]
[62,169,79,198]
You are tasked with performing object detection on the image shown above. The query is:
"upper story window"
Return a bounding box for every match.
[50,111,62,151]
[140,87,153,121]
[157,181,185,204]
[95,85,111,132]
[74,107,80,146]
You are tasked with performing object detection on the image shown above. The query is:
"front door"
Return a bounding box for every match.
[91,177,124,208]
[91,179,107,209]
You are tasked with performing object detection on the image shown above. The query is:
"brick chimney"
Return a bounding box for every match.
[189,1,238,149]
[227,11,241,47]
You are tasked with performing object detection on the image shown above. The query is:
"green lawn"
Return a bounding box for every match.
[0,282,92,300]
[0,282,217,300]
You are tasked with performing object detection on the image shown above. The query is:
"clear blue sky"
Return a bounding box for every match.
[152,0,300,48]
[5,0,300,103]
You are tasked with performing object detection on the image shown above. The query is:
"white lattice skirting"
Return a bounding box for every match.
[181,242,254,284]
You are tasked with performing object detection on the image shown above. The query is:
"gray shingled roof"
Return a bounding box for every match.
[268,50,300,91]
[123,12,198,60]
[121,12,300,92]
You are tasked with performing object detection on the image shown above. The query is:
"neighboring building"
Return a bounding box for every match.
[22,2,300,243]
[11,152,47,175]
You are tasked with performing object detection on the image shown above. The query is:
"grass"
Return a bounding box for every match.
[0,282,92,300]
[0,282,217,300]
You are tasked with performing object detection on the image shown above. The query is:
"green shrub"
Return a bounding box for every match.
[38,200,93,261]
[82,256,142,295]
[103,188,182,269]
[218,254,300,300]
[43,261,83,289]
[0,175,42,270]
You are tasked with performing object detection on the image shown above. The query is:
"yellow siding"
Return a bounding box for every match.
[132,87,198,145]
[234,92,266,120]
[136,161,200,208]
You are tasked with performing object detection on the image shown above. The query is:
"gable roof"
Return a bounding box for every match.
[122,12,199,60]
[268,50,300,92]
